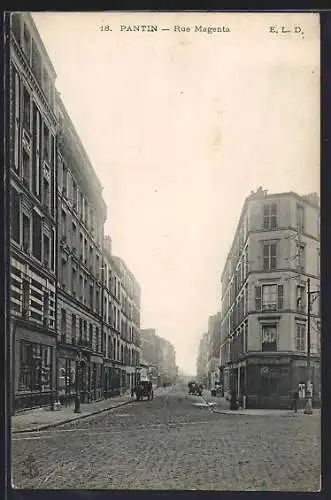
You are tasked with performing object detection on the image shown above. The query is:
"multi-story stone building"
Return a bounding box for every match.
[111,256,141,391]
[9,13,58,411]
[196,332,209,387]
[219,187,320,409]
[7,12,143,411]
[55,95,107,405]
[140,328,177,386]
[206,313,222,389]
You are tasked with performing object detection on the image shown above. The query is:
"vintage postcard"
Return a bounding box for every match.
[7,11,320,491]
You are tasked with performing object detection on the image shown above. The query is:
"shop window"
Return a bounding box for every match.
[19,341,52,393]
[261,324,277,352]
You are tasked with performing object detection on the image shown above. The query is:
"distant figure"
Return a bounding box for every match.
[163,383,166,389]
[292,389,299,413]
[230,389,237,411]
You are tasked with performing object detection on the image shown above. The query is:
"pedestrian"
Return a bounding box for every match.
[230,389,237,411]
[292,389,299,413]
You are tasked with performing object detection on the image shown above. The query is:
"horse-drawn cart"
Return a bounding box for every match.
[133,381,154,401]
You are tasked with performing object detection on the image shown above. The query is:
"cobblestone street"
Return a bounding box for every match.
[12,386,320,491]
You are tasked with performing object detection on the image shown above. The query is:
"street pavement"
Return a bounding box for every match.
[11,385,320,491]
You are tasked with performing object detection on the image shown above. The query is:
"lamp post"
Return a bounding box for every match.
[304,278,320,415]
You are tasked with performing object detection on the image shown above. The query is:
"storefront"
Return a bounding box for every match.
[13,320,56,412]
[57,346,77,406]
[242,354,321,409]
[90,354,103,401]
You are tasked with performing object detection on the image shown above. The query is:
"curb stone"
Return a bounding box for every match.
[199,393,312,417]
[12,398,133,434]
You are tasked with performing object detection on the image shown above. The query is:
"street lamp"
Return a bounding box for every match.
[304,278,320,415]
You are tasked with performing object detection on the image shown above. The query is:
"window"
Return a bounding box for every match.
[296,324,306,352]
[43,177,49,210]
[263,242,277,270]
[261,284,283,311]
[72,314,76,340]
[71,267,77,296]
[43,123,50,161]
[50,230,55,271]
[297,243,305,272]
[296,204,305,231]
[10,187,20,243]
[19,341,52,393]
[23,86,31,131]
[22,214,30,252]
[22,149,30,187]
[96,326,99,351]
[43,291,49,326]
[262,325,277,352]
[89,324,93,346]
[32,40,42,84]
[296,285,306,312]
[43,234,50,267]
[22,279,29,317]
[61,309,66,333]
[32,211,42,260]
[79,318,83,341]
[32,103,41,197]
[89,285,94,309]
[11,13,21,43]
[61,210,67,240]
[263,203,277,230]
[23,23,31,61]
[12,70,20,170]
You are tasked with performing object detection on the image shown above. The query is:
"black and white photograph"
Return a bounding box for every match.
[6,11,320,491]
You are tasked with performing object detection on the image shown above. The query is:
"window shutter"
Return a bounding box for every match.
[271,243,277,269]
[255,286,261,311]
[278,285,284,310]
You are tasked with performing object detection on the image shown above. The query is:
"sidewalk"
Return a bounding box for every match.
[200,390,321,417]
[11,393,133,433]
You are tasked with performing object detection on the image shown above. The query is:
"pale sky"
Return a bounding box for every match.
[31,12,320,375]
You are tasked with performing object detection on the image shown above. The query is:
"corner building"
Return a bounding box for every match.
[9,13,58,411]
[220,188,320,409]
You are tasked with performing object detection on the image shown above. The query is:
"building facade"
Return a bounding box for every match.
[111,256,141,391]
[206,314,222,390]
[9,13,58,411]
[219,188,320,409]
[8,12,143,412]
[55,95,107,405]
[196,332,209,387]
[140,329,177,386]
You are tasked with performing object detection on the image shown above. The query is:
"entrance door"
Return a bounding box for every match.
[260,369,279,408]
